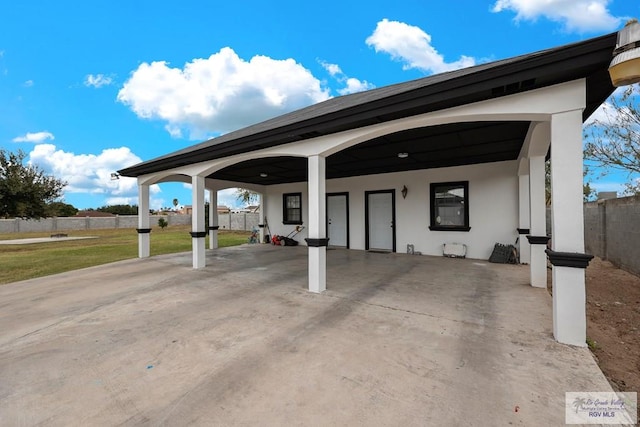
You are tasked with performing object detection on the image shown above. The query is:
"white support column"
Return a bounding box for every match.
[518,172,531,264]
[258,193,267,244]
[208,189,218,249]
[529,155,548,288]
[549,110,591,347]
[137,183,151,258]
[306,155,327,293]
[191,175,206,269]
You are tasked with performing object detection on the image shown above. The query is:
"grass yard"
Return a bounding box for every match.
[0,226,251,285]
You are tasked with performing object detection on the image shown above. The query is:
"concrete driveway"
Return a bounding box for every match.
[0,245,614,426]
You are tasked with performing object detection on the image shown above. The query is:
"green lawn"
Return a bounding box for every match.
[0,226,251,285]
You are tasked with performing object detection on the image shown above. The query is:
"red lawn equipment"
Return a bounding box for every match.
[271,225,305,246]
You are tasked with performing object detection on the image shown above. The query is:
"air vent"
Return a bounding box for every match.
[505,82,520,92]
[491,78,537,96]
[521,78,536,88]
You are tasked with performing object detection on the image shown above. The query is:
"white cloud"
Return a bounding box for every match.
[366,19,476,74]
[165,124,183,138]
[217,188,242,208]
[338,78,375,95]
[589,181,625,195]
[104,196,137,206]
[585,87,636,127]
[585,101,616,126]
[84,74,113,88]
[117,47,331,139]
[103,196,165,210]
[23,80,34,87]
[12,131,54,143]
[27,144,159,204]
[319,59,375,95]
[320,61,342,76]
[492,0,622,33]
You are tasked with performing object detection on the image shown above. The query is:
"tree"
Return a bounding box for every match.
[97,204,138,215]
[584,85,640,195]
[0,149,66,218]
[157,217,168,230]
[47,201,78,217]
[173,198,179,210]
[545,161,595,204]
[235,188,258,205]
[583,180,596,202]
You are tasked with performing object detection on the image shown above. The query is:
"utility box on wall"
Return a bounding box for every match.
[443,243,467,258]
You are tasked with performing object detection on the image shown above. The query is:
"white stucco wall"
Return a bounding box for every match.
[265,160,519,260]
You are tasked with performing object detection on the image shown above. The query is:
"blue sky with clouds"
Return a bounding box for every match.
[1,0,638,209]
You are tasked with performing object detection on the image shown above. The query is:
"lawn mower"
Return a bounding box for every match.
[271,225,305,246]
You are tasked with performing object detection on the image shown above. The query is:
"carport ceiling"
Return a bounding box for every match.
[210,121,530,185]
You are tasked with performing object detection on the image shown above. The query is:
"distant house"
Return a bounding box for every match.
[181,205,193,215]
[155,209,176,215]
[217,205,231,214]
[597,192,617,200]
[229,205,260,213]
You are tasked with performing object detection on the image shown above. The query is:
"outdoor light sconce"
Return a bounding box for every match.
[110,172,120,180]
[401,185,408,199]
[609,19,640,87]
[260,173,268,178]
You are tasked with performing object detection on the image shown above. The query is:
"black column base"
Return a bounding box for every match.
[526,235,550,245]
[305,238,330,247]
[136,228,152,234]
[517,228,530,235]
[190,231,207,238]
[545,249,594,268]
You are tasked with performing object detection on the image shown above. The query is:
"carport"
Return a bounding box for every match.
[119,30,629,346]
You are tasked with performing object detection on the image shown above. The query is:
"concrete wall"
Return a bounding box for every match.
[584,195,640,276]
[265,160,519,260]
[216,213,260,231]
[0,213,259,234]
[584,203,605,257]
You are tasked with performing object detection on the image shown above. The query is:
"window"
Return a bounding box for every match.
[429,181,470,231]
[283,193,302,224]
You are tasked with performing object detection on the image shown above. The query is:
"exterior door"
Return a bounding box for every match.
[327,193,349,248]
[366,190,395,252]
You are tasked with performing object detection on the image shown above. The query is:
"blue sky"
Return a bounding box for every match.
[1,0,638,209]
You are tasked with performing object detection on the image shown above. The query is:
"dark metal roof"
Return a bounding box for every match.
[119,32,617,183]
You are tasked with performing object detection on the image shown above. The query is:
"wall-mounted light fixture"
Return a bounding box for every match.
[260,173,268,178]
[110,172,120,180]
[397,152,409,159]
[401,185,408,199]
[609,19,640,87]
